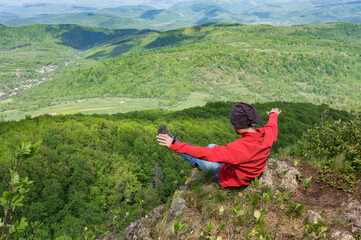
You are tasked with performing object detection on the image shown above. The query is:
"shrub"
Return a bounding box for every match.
[301,114,361,171]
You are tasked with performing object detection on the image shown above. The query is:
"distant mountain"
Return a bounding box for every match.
[98,5,154,18]
[0,3,97,15]
[170,2,241,25]
[140,9,166,20]
[242,0,361,25]
[3,12,151,29]
[0,24,137,50]
[1,0,361,30]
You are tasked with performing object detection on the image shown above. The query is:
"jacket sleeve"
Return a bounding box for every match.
[263,113,279,144]
[169,141,240,164]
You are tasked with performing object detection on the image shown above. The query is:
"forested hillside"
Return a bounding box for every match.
[0,101,349,239]
[0,24,136,51]
[1,22,361,122]
[0,24,137,105]
[17,22,361,112]
[2,13,150,30]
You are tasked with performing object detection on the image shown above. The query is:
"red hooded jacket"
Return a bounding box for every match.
[170,113,279,187]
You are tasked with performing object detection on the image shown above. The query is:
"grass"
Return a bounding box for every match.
[153,171,311,239]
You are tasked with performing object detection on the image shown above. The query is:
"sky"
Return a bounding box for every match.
[0,0,314,10]
[0,0,179,7]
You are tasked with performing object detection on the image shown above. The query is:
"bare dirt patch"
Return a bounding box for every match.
[0,99,12,104]
[294,161,361,207]
[291,160,361,235]
[3,110,17,113]
[191,92,207,97]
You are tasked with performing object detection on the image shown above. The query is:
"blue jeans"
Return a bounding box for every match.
[176,140,223,182]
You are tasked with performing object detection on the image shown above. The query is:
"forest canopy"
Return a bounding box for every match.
[0,101,349,239]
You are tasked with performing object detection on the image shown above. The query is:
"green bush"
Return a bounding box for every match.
[301,114,361,171]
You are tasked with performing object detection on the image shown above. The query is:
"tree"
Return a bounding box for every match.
[0,140,41,240]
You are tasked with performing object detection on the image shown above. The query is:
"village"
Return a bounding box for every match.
[0,65,55,99]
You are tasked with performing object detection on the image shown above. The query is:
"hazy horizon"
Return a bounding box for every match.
[0,0,312,8]
[0,0,182,8]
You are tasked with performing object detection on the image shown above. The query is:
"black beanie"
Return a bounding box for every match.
[230,102,261,130]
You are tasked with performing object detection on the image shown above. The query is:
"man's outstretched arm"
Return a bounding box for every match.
[266,108,281,116]
[157,134,237,164]
[264,108,281,143]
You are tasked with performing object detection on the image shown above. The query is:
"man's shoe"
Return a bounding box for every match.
[157,124,172,137]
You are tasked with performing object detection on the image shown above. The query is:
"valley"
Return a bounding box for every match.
[1,22,361,122]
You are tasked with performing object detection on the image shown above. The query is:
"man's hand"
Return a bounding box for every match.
[157,134,173,148]
[266,108,282,115]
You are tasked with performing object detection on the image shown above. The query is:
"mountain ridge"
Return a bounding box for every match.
[2,0,361,30]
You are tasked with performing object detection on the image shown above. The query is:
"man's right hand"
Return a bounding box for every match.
[266,108,281,115]
[157,134,173,148]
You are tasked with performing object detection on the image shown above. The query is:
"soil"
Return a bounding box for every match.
[0,99,12,104]
[294,160,361,206]
[290,158,361,235]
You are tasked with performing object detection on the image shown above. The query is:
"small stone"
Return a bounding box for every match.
[281,168,300,191]
[345,200,361,233]
[307,210,322,224]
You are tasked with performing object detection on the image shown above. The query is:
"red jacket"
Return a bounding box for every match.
[170,113,279,187]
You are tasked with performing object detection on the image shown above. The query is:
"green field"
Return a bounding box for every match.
[0,93,211,121]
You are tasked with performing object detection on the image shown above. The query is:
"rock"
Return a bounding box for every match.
[123,168,199,240]
[307,210,322,224]
[167,189,188,220]
[122,205,165,240]
[345,200,361,233]
[123,168,200,239]
[281,167,300,191]
[331,230,355,240]
[167,168,199,220]
[258,158,300,192]
[258,164,274,187]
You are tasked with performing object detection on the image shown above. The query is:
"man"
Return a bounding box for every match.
[156,102,281,188]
